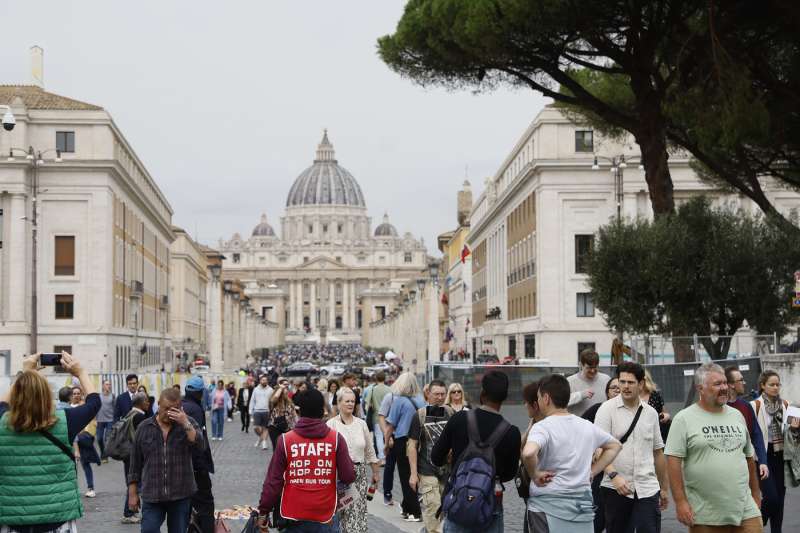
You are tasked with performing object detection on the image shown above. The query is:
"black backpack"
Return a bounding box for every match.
[105,412,136,461]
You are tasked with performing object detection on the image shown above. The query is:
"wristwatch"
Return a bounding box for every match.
[608,471,619,480]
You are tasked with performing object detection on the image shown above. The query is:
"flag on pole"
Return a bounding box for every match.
[461,244,471,264]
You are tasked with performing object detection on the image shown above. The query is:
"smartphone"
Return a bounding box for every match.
[40,353,63,366]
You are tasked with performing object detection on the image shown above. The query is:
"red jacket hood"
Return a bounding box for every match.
[292,417,331,439]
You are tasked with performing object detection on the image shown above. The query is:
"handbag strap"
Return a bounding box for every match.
[39,428,76,462]
[619,405,644,444]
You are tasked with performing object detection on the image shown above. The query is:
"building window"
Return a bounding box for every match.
[261,306,272,319]
[323,224,328,233]
[356,309,362,329]
[55,295,74,319]
[335,256,342,263]
[303,256,309,264]
[404,252,412,263]
[338,224,343,234]
[56,131,75,153]
[508,336,517,358]
[575,130,593,152]
[308,225,313,234]
[574,234,594,274]
[578,342,596,360]
[576,292,595,317]
[54,236,75,276]
[335,316,343,329]
[54,345,72,355]
[524,334,536,358]
[232,253,240,264]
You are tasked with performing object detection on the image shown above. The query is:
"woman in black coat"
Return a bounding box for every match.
[236,378,255,432]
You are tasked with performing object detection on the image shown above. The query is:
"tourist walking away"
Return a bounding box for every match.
[127,387,204,533]
[595,362,669,533]
[365,372,391,463]
[71,387,102,499]
[567,348,611,416]
[378,383,397,505]
[665,362,762,533]
[238,377,254,433]
[725,367,768,479]
[408,380,453,533]
[210,380,232,441]
[183,377,216,533]
[433,370,522,533]
[384,372,426,522]
[226,382,237,422]
[0,352,101,533]
[752,370,790,533]
[327,387,380,533]
[518,381,545,533]
[522,373,621,533]
[445,382,471,412]
[250,375,274,450]
[97,379,116,461]
[581,377,620,533]
[115,373,143,524]
[257,389,356,532]
[268,379,297,450]
[56,386,73,410]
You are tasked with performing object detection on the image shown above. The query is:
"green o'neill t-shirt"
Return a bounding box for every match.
[664,403,761,526]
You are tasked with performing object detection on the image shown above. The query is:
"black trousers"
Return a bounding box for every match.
[394,436,422,517]
[591,474,605,533]
[240,409,250,431]
[761,445,785,533]
[191,469,215,533]
[603,488,661,533]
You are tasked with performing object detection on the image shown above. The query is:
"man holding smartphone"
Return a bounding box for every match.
[127,387,204,533]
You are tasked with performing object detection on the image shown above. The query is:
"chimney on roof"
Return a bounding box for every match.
[30,45,44,87]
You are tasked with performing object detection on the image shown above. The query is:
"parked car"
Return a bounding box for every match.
[320,363,347,377]
[284,362,318,377]
[476,354,500,365]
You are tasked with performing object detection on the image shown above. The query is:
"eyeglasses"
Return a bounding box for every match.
[451,390,462,395]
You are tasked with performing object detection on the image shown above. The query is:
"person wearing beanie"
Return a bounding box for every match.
[258,388,356,531]
[183,376,216,533]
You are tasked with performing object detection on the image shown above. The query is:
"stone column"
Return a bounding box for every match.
[342,281,349,330]
[329,281,336,329]
[310,282,317,330]
[349,280,357,330]
[288,281,295,329]
[207,278,223,372]
[295,280,302,330]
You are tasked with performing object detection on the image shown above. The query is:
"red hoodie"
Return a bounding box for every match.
[258,417,356,515]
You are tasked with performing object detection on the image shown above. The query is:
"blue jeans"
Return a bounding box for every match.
[211,408,225,438]
[96,421,113,458]
[382,441,397,499]
[286,515,340,532]
[141,497,191,533]
[443,510,503,533]
[81,460,94,490]
[374,423,385,461]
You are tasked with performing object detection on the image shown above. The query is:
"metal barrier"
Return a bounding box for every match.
[431,357,764,431]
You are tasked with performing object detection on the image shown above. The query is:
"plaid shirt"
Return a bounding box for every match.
[128,416,204,503]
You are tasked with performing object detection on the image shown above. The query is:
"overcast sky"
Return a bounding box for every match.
[1,1,548,253]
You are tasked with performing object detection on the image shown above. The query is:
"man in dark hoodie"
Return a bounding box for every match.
[183,376,216,533]
[257,388,355,531]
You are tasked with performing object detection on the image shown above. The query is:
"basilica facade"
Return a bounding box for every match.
[218,132,428,345]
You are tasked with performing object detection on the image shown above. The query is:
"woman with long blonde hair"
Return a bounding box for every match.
[445,382,471,412]
[0,352,100,532]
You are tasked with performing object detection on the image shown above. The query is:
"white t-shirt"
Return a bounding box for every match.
[527,414,613,496]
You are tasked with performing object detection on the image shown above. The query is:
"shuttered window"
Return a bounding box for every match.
[55,295,74,319]
[54,236,75,275]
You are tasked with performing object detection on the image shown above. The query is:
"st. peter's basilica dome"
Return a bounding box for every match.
[285,130,366,208]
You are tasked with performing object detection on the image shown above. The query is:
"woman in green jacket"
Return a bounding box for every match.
[0,352,101,533]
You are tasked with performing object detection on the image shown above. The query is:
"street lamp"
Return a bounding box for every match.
[7,146,62,353]
[208,263,222,280]
[592,153,643,220]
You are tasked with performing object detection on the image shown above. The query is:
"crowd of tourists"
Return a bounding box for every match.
[1,348,799,533]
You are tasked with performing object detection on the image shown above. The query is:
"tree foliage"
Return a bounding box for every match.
[587,197,800,359]
[378,0,800,230]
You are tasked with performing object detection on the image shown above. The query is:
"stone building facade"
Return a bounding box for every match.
[218,132,428,345]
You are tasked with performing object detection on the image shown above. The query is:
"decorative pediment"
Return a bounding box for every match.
[298,255,347,270]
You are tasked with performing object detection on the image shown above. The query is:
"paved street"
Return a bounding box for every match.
[76,414,800,532]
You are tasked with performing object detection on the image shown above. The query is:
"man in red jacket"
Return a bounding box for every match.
[258,388,355,532]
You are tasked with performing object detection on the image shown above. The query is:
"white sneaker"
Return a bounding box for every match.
[85,489,96,498]
[261,440,268,450]
[254,439,261,447]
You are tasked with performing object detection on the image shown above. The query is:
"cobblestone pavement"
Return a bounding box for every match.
[75,415,800,532]
[76,417,407,533]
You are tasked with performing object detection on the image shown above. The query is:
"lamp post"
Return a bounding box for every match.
[592,154,643,220]
[426,258,442,369]
[7,146,62,353]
